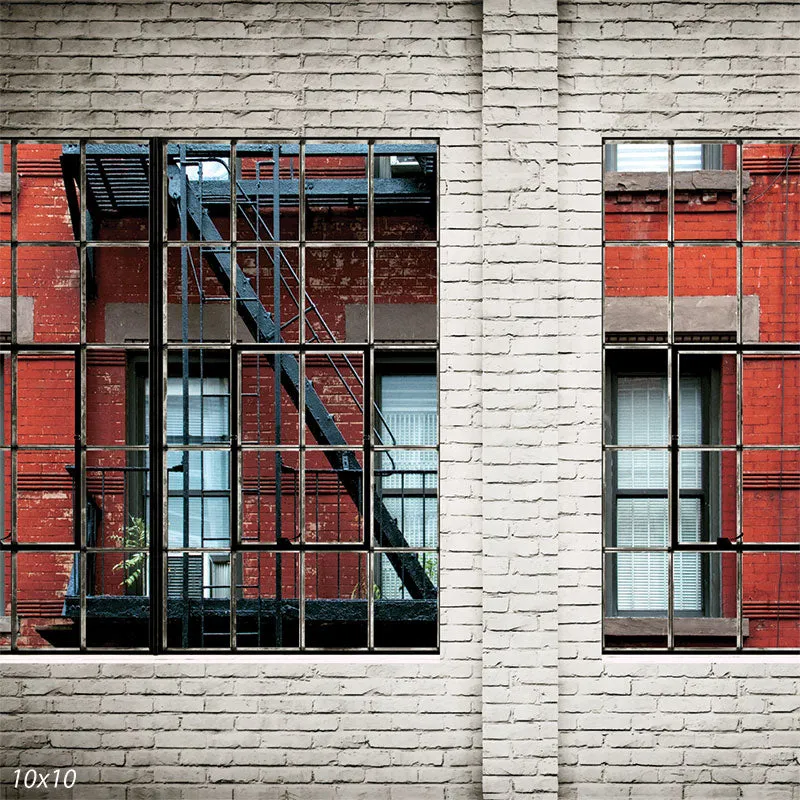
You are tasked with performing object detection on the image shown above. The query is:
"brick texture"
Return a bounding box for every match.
[557,3,800,800]
[1,1,799,799]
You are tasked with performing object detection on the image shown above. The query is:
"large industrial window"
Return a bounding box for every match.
[603,139,799,652]
[0,139,439,653]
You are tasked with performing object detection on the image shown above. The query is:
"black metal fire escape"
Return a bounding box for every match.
[167,164,434,599]
[61,143,437,602]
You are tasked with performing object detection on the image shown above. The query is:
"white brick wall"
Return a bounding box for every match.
[556,3,800,800]
[1,1,799,798]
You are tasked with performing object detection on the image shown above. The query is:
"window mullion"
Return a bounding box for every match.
[149,138,166,655]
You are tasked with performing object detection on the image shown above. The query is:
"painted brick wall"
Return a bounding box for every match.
[0,2,484,799]
[1,1,800,799]
[557,2,800,799]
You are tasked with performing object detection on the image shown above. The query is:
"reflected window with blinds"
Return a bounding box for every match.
[605,142,723,172]
[613,374,706,615]
[147,364,232,601]
[375,366,438,599]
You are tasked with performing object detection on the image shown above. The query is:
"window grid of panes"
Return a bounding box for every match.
[603,139,800,653]
[0,138,439,653]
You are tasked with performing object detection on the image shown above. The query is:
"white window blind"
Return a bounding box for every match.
[615,375,703,613]
[615,143,703,172]
[378,374,437,599]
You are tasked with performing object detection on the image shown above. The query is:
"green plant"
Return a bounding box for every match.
[422,554,438,588]
[112,516,148,593]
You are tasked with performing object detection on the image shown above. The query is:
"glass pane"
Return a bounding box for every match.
[15,449,75,545]
[304,551,367,649]
[305,449,363,545]
[375,449,438,550]
[167,142,232,242]
[17,245,80,343]
[604,143,669,242]
[679,450,736,545]
[742,449,800,544]
[742,354,800,445]
[0,140,9,241]
[162,355,230,446]
[15,551,78,649]
[743,247,800,344]
[616,374,668,447]
[0,354,8,445]
[85,142,150,242]
[305,247,368,344]
[16,143,79,242]
[166,551,231,650]
[742,142,800,242]
[673,249,737,342]
[674,143,737,240]
[86,550,149,649]
[86,449,149,549]
[0,248,9,333]
[305,352,364,446]
[17,354,75,445]
[240,352,300,446]
[679,353,735,446]
[0,449,8,545]
[167,500,229,550]
[742,552,800,649]
[87,247,149,343]
[373,248,437,343]
[604,552,668,649]
[374,143,437,242]
[305,142,368,241]
[167,245,231,343]
[237,245,300,343]
[603,247,668,340]
[673,552,737,650]
[167,450,229,494]
[237,551,299,649]
[241,450,300,545]
[615,497,667,550]
[374,552,437,648]
[235,142,299,243]
[166,448,230,553]
[375,369,437,448]
[87,350,147,446]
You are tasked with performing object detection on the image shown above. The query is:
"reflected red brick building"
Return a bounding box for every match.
[603,142,799,650]
[1,142,439,651]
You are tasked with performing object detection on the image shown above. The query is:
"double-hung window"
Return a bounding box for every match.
[609,357,717,619]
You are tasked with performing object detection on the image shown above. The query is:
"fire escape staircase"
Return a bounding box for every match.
[164,166,436,600]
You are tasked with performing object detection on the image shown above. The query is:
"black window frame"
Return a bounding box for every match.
[602,137,800,654]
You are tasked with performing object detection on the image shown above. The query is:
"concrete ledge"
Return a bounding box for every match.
[0,296,34,342]
[605,617,747,637]
[604,295,760,342]
[105,303,254,343]
[605,170,750,193]
[346,303,436,342]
